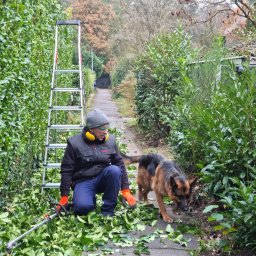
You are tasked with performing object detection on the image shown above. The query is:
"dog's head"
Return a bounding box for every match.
[169,176,197,211]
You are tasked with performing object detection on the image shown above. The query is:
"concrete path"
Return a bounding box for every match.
[90,88,199,256]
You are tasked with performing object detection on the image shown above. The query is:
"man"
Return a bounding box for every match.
[58,108,136,216]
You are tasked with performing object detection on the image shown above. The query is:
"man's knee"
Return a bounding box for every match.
[106,165,121,177]
[74,201,95,215]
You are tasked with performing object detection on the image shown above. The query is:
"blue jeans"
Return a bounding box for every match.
[73,165,121,216]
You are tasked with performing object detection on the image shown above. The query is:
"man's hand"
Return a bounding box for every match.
[121,189,137,207]
[56,195,68,213]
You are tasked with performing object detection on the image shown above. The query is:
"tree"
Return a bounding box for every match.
[72,0,115,56]
[178,0,256,28]
[108,0,180,58]
[177,0,256,54]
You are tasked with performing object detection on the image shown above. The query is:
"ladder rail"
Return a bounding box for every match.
[42,20,84,191]
[50,25,59,107]
[43,25,59,182]
[78,23,85,126]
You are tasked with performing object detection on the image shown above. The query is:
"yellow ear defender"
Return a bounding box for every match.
[85,131,96,141]
[85,131,109,141]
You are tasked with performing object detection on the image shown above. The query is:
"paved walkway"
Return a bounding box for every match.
[90,88,199,256]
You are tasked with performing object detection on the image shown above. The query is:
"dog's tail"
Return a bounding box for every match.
[120,152,142,165]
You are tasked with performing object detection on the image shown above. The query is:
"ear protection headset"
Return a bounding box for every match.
[85,131,109,141]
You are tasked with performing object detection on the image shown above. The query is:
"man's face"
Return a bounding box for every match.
[90,125,109,141]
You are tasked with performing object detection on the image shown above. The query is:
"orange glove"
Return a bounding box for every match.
[121,189,137,207]
[56,195,68,213]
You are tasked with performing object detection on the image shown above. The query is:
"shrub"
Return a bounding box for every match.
[166,38,256,252]
[134,27,195,139]
[168,37,228,169]
[111,58,132,88]
[84,67,96,96]
[220,178,256,251]
[171,62,256,193]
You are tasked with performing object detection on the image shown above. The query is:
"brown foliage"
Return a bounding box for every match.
[103,57,117,74]
[72,0,115,55]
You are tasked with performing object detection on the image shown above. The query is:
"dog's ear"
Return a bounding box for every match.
[189,177,197,188]
[169,176,177,189]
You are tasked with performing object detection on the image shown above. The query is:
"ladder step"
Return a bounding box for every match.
[50,106,82,111]
[47,144,67,149]
[44,163,61,168]
[56,20,80,26]
[42,182,60,188]
[52,88,81,92]
[48,124,83,130]
[55,69,80,73]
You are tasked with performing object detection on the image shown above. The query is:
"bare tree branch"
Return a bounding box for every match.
[235,0,256,26]
[195,8,231,24]
[181,0,256,27]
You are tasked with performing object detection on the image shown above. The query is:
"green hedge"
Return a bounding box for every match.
[0,0,73,203]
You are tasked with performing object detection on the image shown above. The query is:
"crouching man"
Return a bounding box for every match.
[57,108,136,216]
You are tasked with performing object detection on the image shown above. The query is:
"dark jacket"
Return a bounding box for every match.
[60,127,129,196]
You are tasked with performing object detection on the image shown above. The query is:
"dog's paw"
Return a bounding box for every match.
[164,217,174,223]
[159,213,173,223]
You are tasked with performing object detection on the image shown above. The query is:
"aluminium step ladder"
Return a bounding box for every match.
[42,20,85,191]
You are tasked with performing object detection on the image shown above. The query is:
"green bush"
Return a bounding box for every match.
[168,38,228,169]
[199,67,256,251]
[134,27,195,138]
[171,62,256,193]
[84,67,96,96]
[78,47,104,78]
[111,58,132,87]
[167,39,256,251]
[220,178,256,251]
[0,0,73,203]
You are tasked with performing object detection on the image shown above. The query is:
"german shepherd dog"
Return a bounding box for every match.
[121,153,197,223]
